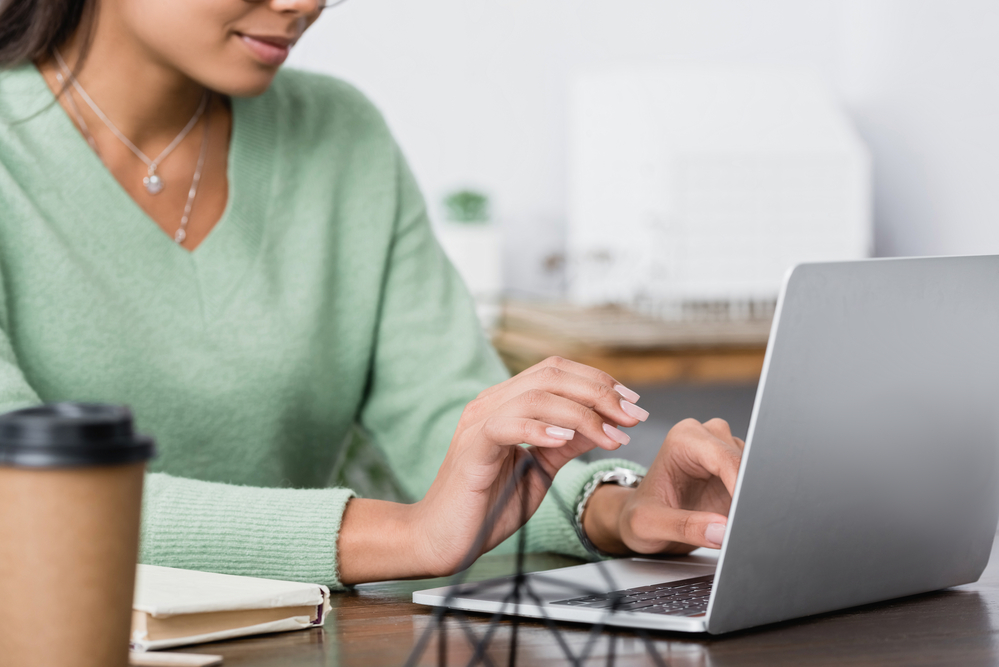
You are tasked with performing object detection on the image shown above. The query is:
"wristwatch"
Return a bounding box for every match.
[574,467,644,557]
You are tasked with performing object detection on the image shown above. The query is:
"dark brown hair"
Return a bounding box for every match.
[0,0,96,68]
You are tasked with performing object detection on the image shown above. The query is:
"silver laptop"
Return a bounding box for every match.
[414,256,999,634]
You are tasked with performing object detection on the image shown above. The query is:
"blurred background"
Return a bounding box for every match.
[292,0,999,467]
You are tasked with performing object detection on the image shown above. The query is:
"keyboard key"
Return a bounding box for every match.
[631,585,661,593]
[550,574,714,617]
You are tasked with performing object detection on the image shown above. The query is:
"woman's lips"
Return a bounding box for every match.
[239,34,292,66]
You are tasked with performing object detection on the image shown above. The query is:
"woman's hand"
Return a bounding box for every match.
[337,356,649,584]
[582,418,745,556]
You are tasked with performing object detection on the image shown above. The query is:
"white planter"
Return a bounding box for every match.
[435,222,503,329]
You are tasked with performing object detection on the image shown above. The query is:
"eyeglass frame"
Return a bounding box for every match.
[245,0,350,10]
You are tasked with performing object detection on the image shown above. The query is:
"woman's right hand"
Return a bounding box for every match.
[337,356,648,584]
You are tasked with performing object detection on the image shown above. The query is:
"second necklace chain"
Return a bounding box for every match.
[53,53,213,245]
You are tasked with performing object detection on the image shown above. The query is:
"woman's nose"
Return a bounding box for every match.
[269,0,323,15]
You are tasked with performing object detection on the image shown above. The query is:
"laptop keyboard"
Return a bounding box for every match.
[550,574,714,617]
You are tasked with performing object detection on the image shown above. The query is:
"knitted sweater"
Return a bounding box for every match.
[0,63,642,588]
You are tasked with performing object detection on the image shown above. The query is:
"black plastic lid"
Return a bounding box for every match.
[0,403,156,468]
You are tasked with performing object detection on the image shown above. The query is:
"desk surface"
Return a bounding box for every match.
[493,301,770,386]
[178,539,999,666]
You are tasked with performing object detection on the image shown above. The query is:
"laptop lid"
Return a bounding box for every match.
[706,256,999,634]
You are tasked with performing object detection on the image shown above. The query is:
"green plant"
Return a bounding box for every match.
[443,189,490,223]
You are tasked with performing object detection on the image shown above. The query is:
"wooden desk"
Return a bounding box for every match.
[178,538,999,666]
[493,301,770,386]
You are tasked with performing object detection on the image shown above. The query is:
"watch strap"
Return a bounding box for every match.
[573,467,644,557]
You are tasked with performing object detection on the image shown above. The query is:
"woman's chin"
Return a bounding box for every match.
[203,67,281,98]
[226,76,279,98]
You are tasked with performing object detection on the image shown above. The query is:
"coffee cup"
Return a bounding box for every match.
[0,403,155,667]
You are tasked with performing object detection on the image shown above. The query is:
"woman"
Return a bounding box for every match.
[0,0,743,587]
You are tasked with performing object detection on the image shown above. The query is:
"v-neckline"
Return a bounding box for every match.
[24,64,275,323]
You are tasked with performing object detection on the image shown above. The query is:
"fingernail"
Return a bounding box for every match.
[546,426,575,440]
[705,523,726,547]
[614,383,640,403]
[602,423,631,445]
[620,399,649,422]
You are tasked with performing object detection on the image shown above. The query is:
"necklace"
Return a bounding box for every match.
[53,49,208,196]
[176,106,211,244]
[54,65,213,245]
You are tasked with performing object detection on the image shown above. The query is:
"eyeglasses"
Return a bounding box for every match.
[245,0,350,10]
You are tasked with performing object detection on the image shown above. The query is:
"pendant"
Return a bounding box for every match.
[143,173,164,195]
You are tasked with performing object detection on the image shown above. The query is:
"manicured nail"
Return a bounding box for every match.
[546,426,575,440]
[602,423,631,445]
[705,523,726,547]
[614,384,640,403]
[620,399,649,422]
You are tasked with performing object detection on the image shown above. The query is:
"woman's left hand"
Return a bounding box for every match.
[582,417,745,556]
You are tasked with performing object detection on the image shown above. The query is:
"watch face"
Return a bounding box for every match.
[603,468,642,487]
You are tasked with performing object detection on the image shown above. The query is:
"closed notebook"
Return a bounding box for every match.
[131,565,331,651]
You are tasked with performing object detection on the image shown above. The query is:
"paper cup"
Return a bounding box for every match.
[0,404,155,667]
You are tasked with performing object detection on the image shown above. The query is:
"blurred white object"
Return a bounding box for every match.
[567,65,872,319]
[436,222,503,330]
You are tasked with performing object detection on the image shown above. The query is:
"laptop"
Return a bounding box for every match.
[414,256,999,634]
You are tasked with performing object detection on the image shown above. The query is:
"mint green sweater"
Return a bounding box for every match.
[0,64,641,588]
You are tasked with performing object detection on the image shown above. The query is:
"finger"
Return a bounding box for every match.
[471,356,587,401]
[505,389,631,450]
[627,506,729,552]
[671,420,742,496]
[694,439,743,497]
[702,419,746,453]
[527,356,634,398]
[479,416,578,449]
[475,363,647,429]
[527,431,605,472]
[479,356,641,404]
[702,418,735,444]
[471,356,579,402]
[525,365,648,427]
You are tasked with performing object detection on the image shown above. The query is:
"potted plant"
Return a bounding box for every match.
[435,189,502,329]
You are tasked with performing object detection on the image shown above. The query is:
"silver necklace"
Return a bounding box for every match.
[176,107,211,244]
[53,49,208,196]
[54,64,213,245]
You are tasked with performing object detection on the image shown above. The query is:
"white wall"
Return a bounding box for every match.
[838,1,999,257]
[289,0,999,295]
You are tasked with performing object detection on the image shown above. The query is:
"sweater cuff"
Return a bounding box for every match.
[139,472,355,590]
[522,457,648,561]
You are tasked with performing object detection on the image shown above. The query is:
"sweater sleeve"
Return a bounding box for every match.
[0,331,39,413]
[0,274,42,413]
[357,147,649,563]
[139,473,355,586]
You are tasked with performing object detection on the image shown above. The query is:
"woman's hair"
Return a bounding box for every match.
[0,0,96,68]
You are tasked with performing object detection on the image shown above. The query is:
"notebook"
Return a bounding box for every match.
[131,565,331,651]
